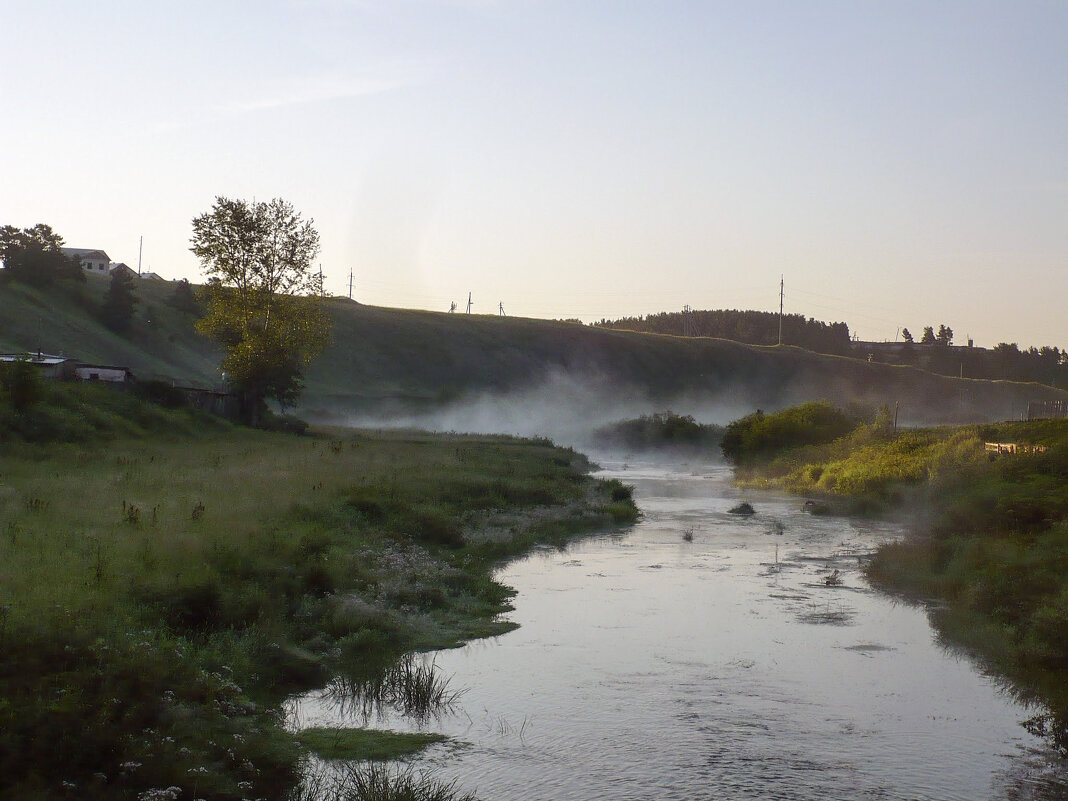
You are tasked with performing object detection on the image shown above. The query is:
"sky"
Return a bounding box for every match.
[2,0,1065,348]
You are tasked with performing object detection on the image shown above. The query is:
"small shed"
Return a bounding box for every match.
[74,364,134,383]
[0,352,77,379]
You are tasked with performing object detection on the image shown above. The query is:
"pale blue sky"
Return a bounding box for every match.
[2,1,1065,347]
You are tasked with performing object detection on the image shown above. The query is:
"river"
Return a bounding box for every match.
[293,458,1068,800]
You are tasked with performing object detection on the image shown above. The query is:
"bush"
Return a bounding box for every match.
[720,401,862,465]
[592,411,723,451]
[0,359,43,413]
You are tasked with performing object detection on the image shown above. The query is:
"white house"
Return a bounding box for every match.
[61,248,112,274]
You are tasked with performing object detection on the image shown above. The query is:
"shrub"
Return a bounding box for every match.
[720,401,861,465]
[0,359,43,413]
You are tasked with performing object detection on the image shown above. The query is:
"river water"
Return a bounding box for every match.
[294,458,1068,800]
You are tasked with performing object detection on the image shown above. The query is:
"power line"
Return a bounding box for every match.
[778,275,784,346]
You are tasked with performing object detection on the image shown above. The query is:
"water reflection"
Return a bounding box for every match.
[314,655,464,725]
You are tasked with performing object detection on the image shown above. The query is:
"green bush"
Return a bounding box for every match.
[720,401,862,465]
[592,411,723,451]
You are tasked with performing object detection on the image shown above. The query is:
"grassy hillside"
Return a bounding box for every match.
[305,301,1066,427]
[1,275,1064,426]
[0,274,221,386]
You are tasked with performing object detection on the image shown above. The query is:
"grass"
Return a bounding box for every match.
[296,728,449,762]
[318,655,463,724]
[0,387,637,800]
[293,762,477,801]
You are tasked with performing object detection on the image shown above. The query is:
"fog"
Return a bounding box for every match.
[326,368,756,451]
[310,364,1041,451]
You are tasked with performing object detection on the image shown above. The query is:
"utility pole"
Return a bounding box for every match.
[499,301,505,316]
[466,292,472,314]
[137,235,143,276]
[777,275,784,346]
[348,269,354,300]
[318,265,324,297]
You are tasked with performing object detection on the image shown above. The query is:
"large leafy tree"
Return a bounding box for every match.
[190,197,332,424]
[0,223,84,286]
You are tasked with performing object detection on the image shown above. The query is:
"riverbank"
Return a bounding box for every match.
[722,404,1068,752]
[0,386,636,800]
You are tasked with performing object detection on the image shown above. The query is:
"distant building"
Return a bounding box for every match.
[61,248,112,274]
[139,271,165,281]
[0,352,77,379]
[108,263,138,280]
[73,364,134,383]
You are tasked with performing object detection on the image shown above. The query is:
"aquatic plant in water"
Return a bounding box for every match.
[292,762,477,801]
[322,655,463,724]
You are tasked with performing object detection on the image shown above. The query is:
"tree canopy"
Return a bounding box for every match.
[595,308,852,355]
[190,197,332,423]
[100,269,138,332]
[0,224,84,286]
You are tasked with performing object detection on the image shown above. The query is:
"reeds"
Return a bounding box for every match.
[292,762,477,801]
[322,656,463,724]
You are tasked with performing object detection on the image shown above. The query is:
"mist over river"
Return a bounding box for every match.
[293,458,1068,800]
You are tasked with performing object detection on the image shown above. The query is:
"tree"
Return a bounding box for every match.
[920,326,936,345]
[167,278,202,314]
[900,328,913,343]
[0,224,84,286]
[190,197,332,424]
[0,357,43,413]
[100,270,138,332]
[936,324,953,346]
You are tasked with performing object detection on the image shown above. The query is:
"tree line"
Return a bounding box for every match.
[593,309,853,355]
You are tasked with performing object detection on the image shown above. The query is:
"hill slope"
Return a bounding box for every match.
[2,276,1064,436]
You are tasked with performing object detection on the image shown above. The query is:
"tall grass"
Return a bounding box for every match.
[320,655,463,724]
[292,763,477,801]
[0,408,636,799]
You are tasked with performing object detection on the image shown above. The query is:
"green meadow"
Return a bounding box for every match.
[0,380,636,800]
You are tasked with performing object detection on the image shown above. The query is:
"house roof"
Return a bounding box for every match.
[74,364,133,373]
[61,247,112,261]
[0,352,73,366]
